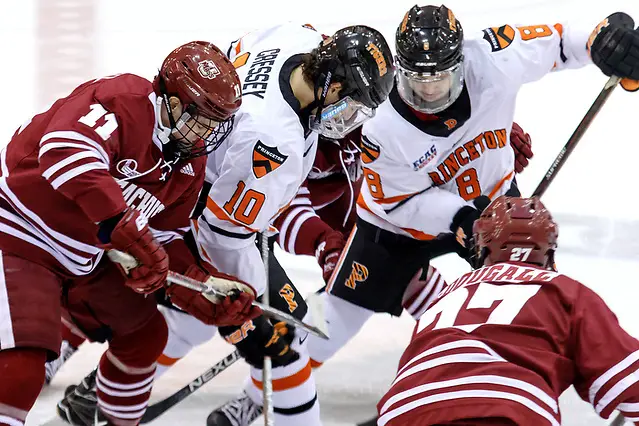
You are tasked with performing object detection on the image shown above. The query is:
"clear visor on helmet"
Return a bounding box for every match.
[310,96,375,139]
[396,63,464,114]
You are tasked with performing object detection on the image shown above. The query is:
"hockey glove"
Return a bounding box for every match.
[590,12,639,85]
[402,265,449,320]
[450,195,491,265]
[220,315,300,369]
[105,209,168,294]
[166,264,261,326]
[510,122,533,174]
[315,229,346,283]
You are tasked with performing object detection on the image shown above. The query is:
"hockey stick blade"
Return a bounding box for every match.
[107,250,329,340]
[140,350,241,423]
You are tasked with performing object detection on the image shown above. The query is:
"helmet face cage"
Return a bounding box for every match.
[310,96,375,139]
[396,62,464,113]
[171,106,235,159]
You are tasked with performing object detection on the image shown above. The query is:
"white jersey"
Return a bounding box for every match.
[358,22,593,240]
[194,23,322,295]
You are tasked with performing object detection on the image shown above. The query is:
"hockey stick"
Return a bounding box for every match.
[106,250,329,340]
[38,351,241,426]
[609,413,626,426]
[260,234,275,426]
[531,74,621,197]
[140,349,241,423]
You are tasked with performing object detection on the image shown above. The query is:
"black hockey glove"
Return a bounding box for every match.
[450,195,491,266]
[219,315,300,369]
[590,12,639,83]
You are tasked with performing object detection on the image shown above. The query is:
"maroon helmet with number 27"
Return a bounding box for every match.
[473,196,558,269]
[153,41,242,158]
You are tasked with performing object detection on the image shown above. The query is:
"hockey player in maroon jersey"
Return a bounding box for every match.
[378,196,639,426]
[0,41,261,426]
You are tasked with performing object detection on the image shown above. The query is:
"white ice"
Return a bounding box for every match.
[1,0,638,424]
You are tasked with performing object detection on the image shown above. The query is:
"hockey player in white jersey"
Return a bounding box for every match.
[206,5,639,426]
[54,22,394,426]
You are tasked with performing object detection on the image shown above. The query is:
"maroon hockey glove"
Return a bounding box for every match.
[510,122,533,174]
[315,230,346,283]
[108,209,168,294]
[402,265,448,320]
[166,264,262,326]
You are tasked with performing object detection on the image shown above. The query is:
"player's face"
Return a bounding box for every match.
[408,75,452,102]
[172,114,219,145]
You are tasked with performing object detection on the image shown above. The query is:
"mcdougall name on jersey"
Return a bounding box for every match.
[428,128,507,185]
[243,48,281,99]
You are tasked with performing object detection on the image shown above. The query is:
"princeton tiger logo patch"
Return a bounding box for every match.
[278,283,298,313]
[482,25,515,52]
[345,261,369,289]
[361,135,380,164]
[252,141,288,178]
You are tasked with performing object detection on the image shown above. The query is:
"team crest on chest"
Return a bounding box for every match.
[252,141,288,178]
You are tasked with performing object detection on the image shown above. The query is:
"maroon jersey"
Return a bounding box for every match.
[378,262,639,426]
[274,129,362,256]
[0,74,204,276]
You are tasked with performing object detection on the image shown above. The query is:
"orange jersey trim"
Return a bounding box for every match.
[206,196,258,233]
[251,360,312,391]
[488,170,515,200]
[157,353,180,367]
[357,194,436,241]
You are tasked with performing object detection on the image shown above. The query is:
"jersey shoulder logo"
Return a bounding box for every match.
[361,135,381,164]
[482,25,515,52]
[252,141,288,178]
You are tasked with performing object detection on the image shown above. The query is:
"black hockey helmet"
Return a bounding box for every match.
[395,5,465,113]
[309,25,394,138]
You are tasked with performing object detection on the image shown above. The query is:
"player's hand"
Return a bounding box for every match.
[590,12,639,82]
[107,209,168,294]
[450,195,491,266]
[166,264,261,326]
[221,315,300,369]
[315,230,346,283]
[510,122,532,174]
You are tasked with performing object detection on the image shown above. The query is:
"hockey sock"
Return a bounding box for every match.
[96,310,167,426]
[0,348,47,426]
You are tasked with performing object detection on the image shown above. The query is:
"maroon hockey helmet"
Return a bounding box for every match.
[153,41,242,157]
[473,196,558,268]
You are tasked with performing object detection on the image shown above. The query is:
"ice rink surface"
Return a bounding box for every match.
[1,0,638,424]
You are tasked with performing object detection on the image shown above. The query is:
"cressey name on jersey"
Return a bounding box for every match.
[428,128,507,185]
[118,181,166,220]
[243,48,281,99]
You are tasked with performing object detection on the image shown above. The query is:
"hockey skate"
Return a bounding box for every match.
[44,340,78,384]
[56,369,107,425]
[206,391,263,426]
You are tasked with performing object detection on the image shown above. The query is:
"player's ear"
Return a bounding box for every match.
[168,96,183,121]
[329,82,343,98]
